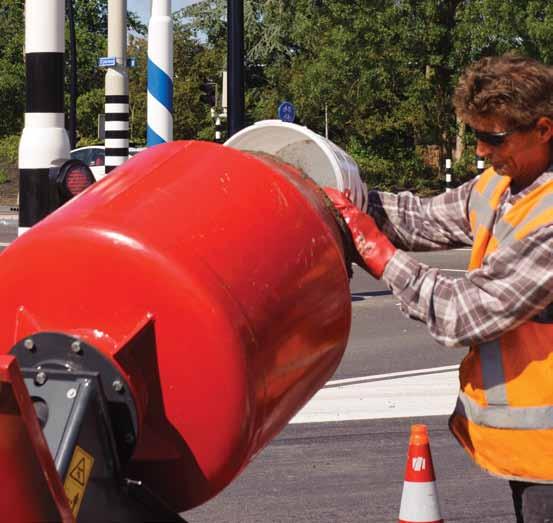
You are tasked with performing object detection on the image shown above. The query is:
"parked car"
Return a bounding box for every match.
[70,146,145,181]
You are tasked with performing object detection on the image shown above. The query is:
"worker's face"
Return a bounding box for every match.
[469,115,553,189]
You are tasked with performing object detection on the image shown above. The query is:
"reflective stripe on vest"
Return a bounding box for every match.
[450,167,553,481]
[467,170,511,270]
[479,339,507,405]
[454,392,553,430]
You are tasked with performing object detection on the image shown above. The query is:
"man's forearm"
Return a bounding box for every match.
[367,182,474,252]
[382,229,553,347]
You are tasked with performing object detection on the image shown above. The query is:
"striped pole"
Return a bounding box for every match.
[147,0,173,146]
[445,158,452,192]
[221,70,228,117]
[477,156,485,175]
[215,72,227,143]
[18,0,70,236]
[105,0,129,174]
[215,116,223,143]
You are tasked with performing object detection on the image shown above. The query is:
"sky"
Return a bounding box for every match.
[128,0,199,23]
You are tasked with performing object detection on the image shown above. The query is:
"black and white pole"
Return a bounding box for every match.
[18,0,70,236]
[216,70,228,143]
[104,0,129,175]
[215,116,223,143]
[445,158,452,192]
[477,156,485,175]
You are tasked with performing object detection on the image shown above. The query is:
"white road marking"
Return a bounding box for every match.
[326,364,459,386]
[0,242,10,247]
[290,365,460,424]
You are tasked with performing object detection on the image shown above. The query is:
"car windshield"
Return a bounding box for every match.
[71,146,144,166]
[70,148,104,167]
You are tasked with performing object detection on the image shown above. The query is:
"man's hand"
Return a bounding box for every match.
[323,187,396,279]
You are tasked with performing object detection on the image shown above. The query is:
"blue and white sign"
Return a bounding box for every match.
[278,101,296,123]
[98,56,117,68]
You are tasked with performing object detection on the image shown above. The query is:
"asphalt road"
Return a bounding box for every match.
[0,223,515,522]
[0,216,16,245]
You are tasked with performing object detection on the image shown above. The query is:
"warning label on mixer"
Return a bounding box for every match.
[63,445,94,517]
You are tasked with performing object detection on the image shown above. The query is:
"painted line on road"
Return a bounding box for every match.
[326,364,459,386]
[290,365,460,424]
[440,268,467,273]
[0,242,10,247]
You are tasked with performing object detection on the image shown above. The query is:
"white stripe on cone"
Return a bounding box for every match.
[399,481,442,523]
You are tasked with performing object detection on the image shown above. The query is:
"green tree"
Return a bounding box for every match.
[3,0,553,194]
[0,0,25,137]
[180,0,440,189]
[71,0,146,143]
[0,0,144,143]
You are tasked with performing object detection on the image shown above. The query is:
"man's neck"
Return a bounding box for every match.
[510,155,552,194]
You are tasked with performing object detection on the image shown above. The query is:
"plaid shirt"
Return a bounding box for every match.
[367,168,553,348]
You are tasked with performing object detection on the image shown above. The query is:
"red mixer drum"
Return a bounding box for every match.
[0,141,351,510]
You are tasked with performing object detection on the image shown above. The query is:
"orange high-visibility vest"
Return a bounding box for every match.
[449,167,553,482]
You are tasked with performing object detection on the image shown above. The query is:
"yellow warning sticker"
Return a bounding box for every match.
[63,445,94,517]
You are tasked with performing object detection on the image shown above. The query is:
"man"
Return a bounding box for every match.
[324,53,553,522]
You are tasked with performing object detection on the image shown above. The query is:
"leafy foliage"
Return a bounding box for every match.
[0,135,20,166]
[2,1,553,193]
[0,134,21,192]
[0,0,25,137]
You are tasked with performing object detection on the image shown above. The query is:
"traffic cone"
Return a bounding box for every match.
[398,424,443,523]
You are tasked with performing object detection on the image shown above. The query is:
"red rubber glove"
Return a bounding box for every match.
[323,187,396,279]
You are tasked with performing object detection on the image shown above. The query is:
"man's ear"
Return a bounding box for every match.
[535,116,553,143]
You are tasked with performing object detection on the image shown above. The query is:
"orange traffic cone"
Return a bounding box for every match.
[398,424,443,523]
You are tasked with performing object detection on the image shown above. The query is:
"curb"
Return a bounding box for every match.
[0,205,19,221]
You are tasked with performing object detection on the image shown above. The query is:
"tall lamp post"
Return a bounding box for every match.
[227,0,244,137]
[67,0,77,149]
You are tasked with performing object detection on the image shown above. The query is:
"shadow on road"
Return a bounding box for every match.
[351,290,392,301]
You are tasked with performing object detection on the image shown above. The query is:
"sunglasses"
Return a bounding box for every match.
[470,124,534,147]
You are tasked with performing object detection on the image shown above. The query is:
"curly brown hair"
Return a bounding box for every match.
[453,53,553,128]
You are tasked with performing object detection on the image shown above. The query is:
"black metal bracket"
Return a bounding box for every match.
[11,332,137,465]
[10,332,187,522]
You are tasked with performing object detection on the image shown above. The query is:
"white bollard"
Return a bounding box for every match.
[18,0,70,236]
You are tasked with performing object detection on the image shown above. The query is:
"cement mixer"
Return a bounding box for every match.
[0,141,353,521]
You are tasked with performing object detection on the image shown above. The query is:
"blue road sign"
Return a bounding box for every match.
[278,101,296,123]
[98,56,117,68]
